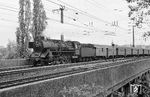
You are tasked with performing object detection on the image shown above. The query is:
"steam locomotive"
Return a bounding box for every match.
[29,36,150,66]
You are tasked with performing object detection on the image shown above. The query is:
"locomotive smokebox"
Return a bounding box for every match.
[61,34,64,41]
[28,42,34,48]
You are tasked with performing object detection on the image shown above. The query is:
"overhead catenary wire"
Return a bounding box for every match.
[0,0,127,33]
[86,0,127,18]
[0,18,18,23]
[0,7,18,13]
[46,0,115,33]
[47,17,107,35]
[46,8,109,33]
[0,5,18,22]
[0,2,94,31]
[46,8,94,28]
[57,0,111,24]
[58,0,128,31]
[91,0,117,12]
[46,0,128,31]
[46,0,111,24]
[46,7,118,34]
[46,17,95,30]
[45,0,61,6]
[0,12,17,16]
[0,4,18,10]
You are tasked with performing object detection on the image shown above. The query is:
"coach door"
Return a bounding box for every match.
[124,49,126,57]
[137,49,139,56]
[106,48,108,58]
[131,49,133,55]
[116,48,118,56]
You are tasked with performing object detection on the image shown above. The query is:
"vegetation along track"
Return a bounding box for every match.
[0,57,149,89]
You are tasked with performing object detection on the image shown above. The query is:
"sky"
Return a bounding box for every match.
[0,0,150,47]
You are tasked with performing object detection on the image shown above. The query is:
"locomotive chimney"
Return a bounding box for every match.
[61,34,64,41]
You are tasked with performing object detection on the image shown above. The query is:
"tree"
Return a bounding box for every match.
[32,0,47,42]
[16,0,47,58]
[16,27,21,57]
[126,0,150,37]
[17,0,31,58]
[24,0,31,57]
[0,46,7,59]
[5,40,18,59]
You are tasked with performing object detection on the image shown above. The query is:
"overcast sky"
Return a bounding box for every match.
[0,0,149,47]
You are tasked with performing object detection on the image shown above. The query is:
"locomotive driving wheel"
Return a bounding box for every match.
[60,55,70,64]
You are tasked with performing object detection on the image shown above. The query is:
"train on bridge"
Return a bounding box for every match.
[28,36,150,66]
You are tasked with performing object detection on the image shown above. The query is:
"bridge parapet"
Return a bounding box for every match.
[0,58,150,97]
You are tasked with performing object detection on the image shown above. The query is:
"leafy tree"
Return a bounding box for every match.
[32,0,47,42]
[16,0,47,58]
[5,40,18,59]
[0,46,7,59]
[17,0,31,58]
[16,27,21,57]
[24,0,32,57]
[126,0,150,37]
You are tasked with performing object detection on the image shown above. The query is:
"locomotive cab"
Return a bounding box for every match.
[73,42,80,55]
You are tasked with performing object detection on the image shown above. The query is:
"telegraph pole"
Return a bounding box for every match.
[128,20,135,47]
[52,6,65,23]
[59,6,65,24]
[132,25,135,47]
[60,6,65,23]
[112,41,115,62]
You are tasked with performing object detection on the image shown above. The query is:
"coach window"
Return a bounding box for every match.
[102,48,103,52]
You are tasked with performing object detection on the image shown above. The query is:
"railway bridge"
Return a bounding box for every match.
[0,58,150,97]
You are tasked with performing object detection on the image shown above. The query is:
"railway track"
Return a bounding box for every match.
[0,57,143,72]
[0,58,118,72]
[0,65,33,72]
[0,57,149,89]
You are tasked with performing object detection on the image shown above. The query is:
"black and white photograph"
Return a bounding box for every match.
[0,0,150,97]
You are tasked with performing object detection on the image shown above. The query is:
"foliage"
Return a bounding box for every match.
[0,41,18,59]
[32,0,47,41]
[126,0,150,37]
[16,27,21,57]
[15,0,47,58]
[16,0,31,58]
[0,40,32,59]
[0,46,7,59]
[5,41,18,59]
[24,0,32,57]
[127,0,150,24]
